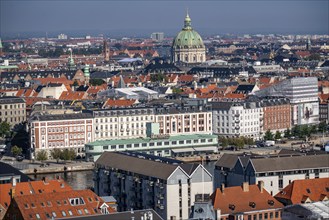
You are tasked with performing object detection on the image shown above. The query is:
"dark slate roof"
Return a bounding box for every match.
[250,154,329,173]
[0,70,76,81]
[90,71,117,79]
[180,163,200,175]
[0,162,31,182]
[321,60,329,67]
[188,66,256,78]
[96,152,180,180]
[235,84,256,94]
[0,96,25,104]
[31,113,93,121]
[57,209,163,220]
[76,85,89,92]
[215,154,240,169]
[142,57,181,73]
[210,102,234,111]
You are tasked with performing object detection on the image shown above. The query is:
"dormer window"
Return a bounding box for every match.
[69,198,85,206]
[306,189,311,193]
[249,202,256,208]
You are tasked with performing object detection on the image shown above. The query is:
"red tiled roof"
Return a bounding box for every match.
[0,179,72,214]
[274,178,329,204]
[103,99,137,108]
[33,77,73,86]
[211,184,283,215]
[178,74,194,83]
[59,91,87,100]
[9,189,115,220]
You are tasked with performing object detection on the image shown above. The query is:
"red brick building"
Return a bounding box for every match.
[261,98,291,133]
[29,113,94,159]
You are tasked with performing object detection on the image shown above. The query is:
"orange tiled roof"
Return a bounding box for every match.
[224,93,245,99]
[211,184,283,215]
[274,178,329,204]
[178,74,194,83]
[103,99,137,108]
[0,179,72,213]
[9,189,115,220]
[24,97,53,107]
[58,91,87,100]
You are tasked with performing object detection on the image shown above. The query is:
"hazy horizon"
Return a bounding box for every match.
[1,0,328,39]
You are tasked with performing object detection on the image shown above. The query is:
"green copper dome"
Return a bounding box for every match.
[172,13,205,49]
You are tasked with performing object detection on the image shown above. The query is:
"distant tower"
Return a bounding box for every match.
[306,37,312,51]
[67,48,76,70]
[103,39,110,62]
[0,38,3,56]
[84,64,90,84]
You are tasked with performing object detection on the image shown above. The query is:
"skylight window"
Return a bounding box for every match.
[306,189,311,193]
[36,214,41,219]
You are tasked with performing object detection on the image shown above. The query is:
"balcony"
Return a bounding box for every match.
[235,120,240,123]
[235,126,240,130]
[235,114,240,117]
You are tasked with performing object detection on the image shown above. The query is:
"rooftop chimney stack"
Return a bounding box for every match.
[258,181,264,193]
[242,182,249,192]
[221,183,225,194]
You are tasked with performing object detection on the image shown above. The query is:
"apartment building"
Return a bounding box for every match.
[29,113,94,159]
[94,152,213,220]
[0,96,26,127]
[214,153,329,196]
[255,77,319,125]
[85,101,212,141]
[260,97,291,133]
[211,101,262,140]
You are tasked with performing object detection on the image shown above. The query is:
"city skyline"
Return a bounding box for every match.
[0,0,328,38]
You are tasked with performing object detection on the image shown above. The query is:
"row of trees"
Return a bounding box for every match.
[0,122,10,138]
[11,146,76,163]
[264,121,328,141]
[219,137,254,148]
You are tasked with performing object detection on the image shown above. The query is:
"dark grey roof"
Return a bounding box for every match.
[142,57,181,73]
[235,84,256,94]
[57,209,163,220]
[215,154,240,169]
[0,70,76,81]
[95,152,179,180]
[180,163,199,175]
[250,154,329,173]
[31,113,93,121]
[90,71,116,79]
[0,96,25,104]
[76,85,89,92]
[0,162,31,182]
[210,101,234,111]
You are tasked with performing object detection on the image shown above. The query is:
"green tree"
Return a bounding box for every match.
[11,145,22,157]
[264,130,274,140]
[220,137,229,149]
[300,125,311,139]
[0,121,10,138]
[150,73,165,82]
[291,125,301,138]
[51,148,63,163]
[235,137,245,148]
[89,78,105,86]
[274,131,282,140]
[318,121,327,133]
[308,53,321,61]
[61,149,76,162]
[36,150,48,163]
[172,87,183,94]
[284,129,291,138]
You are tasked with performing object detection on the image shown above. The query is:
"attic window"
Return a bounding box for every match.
[62,211,67,217]
[40,202,45,207]
[69,198,85,206]
[31,203,35,208]
[24,204,29,209]
[306,189,311,193]
[47,201,52,206]
[268,200,275,206]
[36,214,41,219]
[68,210,73,216]
[4,203,8,208]
[88,197,93,202]
[20,191,23,195]
[326,187,329,192]
[56,200,61,205]
[63,200,68,205]
[38,189,42,193]
[249,202,256,208]
[229,204,235,211]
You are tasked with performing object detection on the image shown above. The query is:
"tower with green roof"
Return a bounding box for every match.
[67,48,76,70]
[84,64,90,84]
[172,12,206,64]
[0,38,3,56]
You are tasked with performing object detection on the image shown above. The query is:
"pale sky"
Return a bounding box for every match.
[1,0,328,38]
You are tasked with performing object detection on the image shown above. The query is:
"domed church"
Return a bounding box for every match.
[172,12,206,64]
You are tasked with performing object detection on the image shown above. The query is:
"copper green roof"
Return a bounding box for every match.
[0,38,2,49]
[172,13,205,49]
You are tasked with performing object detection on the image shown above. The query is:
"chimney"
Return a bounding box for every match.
[221,183,225,194]
[258,181,264,193]
[242,182,249,192]
[11,177,17,187]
